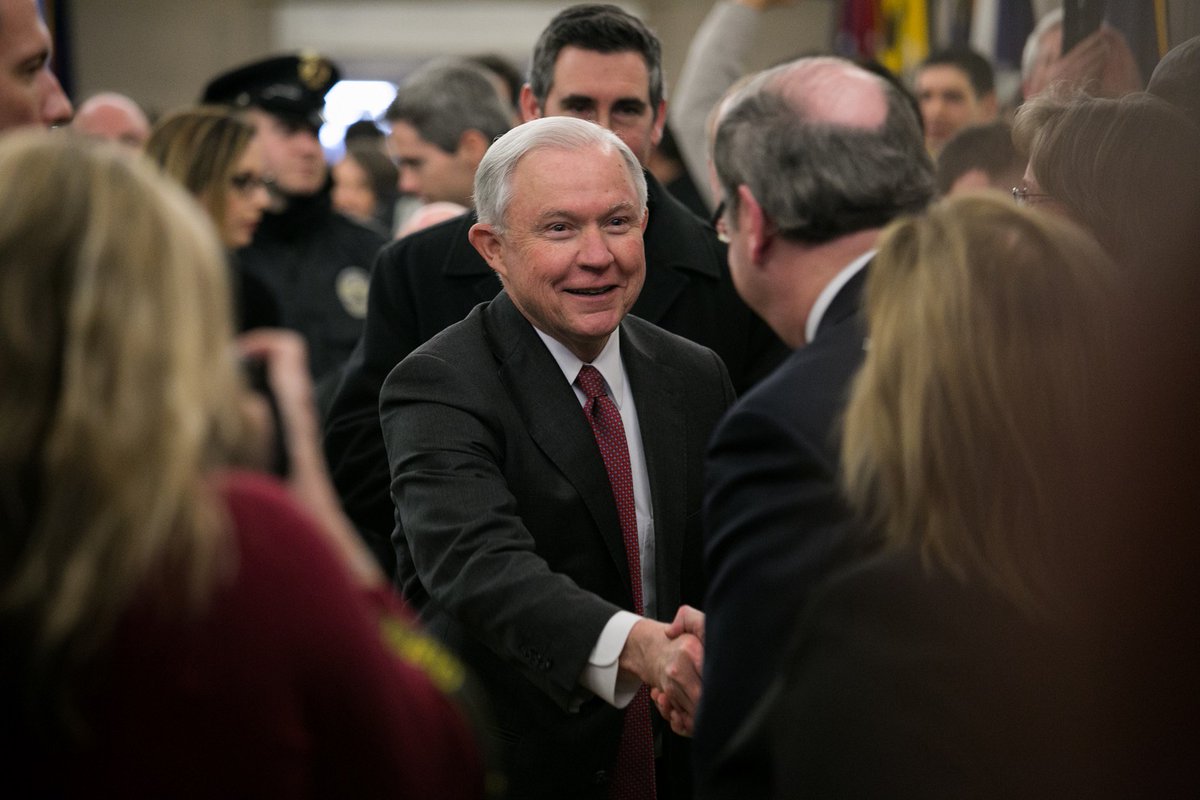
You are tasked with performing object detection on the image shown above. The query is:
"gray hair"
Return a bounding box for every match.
[384,59,512,153]
[474,116,647,231]
[1021,8,1063,85]
[714,57,934,244]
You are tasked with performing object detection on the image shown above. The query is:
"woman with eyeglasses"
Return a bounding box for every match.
[1011,90,1200,273]
[146,105,280,330]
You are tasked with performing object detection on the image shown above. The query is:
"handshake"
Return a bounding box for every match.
[618,605,706,737]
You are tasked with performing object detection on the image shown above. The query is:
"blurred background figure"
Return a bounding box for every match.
[71,91,151,148]
[914,47,997,156]
[0,132,486,798]
[1147,33,1200,129]
[934,120,1023,197]
[145,105,279,331]
[645,122,707,219]
[383,58,512,209]
[332,143,400,234]
[1012,90,1200,273]
[0,0,72,131]
[1020,8,1142,101]
[394,200,468,239]
[768,194,1126,798]
[202,53,387,385]
[465,52,524,124]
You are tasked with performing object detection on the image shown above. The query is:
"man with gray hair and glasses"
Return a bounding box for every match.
[689,56,934,795]
[381,115,734,799]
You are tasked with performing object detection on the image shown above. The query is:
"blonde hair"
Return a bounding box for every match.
[841,194,1119,612]
[144,105,256,239]
[0,132,246,731]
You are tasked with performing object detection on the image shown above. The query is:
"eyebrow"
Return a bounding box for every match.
[559,93,648,109]
[535,200,639,224]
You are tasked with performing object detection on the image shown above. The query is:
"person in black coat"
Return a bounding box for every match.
[691,57,934,791]
[202,54,387,383]
[324,5,785,573]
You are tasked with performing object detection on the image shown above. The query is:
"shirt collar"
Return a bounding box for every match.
[534,328,627,411]
[805,249,874,345]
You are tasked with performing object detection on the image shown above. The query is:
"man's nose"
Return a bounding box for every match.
[578,225,615,267]
[41,72,73,128]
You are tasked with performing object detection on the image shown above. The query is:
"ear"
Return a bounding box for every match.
[519,84,542,123]
[456,129,490,167]
[650,98,667,149]
[639,206,649,233]
[468,222,508,281]
[737,184,771,265]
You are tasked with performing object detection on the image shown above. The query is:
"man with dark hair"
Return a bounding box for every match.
[325,3,786,574]
[693,56,934,796]
[935,120,1024,196]
[202,54,387,382]
[0,0,72,131]
[915,47,997,155]
[384,59,512,208]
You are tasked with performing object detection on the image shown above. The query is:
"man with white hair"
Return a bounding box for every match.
[380,115,734,799]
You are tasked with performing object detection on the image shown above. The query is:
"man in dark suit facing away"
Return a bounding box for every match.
[380,117,735,799]
[324,4,785,573]
[689,57,935,797]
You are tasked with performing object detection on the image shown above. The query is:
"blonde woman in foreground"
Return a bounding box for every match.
[763,195,1138,798]
[0,133,486,798]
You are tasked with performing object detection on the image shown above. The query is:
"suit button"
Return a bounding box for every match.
[591,770,608,786]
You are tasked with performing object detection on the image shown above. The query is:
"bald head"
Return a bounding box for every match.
[713,56,932,244]
[764,57,889,130]
[73,92,151,148]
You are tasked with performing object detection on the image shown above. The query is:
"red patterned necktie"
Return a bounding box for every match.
[576,365,656,800]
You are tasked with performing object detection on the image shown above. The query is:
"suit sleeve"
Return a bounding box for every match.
[380,351,624,710]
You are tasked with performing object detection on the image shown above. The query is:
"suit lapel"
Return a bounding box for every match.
[484,294,633,585]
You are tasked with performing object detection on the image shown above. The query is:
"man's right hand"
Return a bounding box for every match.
[619,618,704,736]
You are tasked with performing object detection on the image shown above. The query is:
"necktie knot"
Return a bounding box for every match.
[577,364,607,401]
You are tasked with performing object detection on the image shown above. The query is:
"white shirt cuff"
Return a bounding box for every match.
[578,610,643,708]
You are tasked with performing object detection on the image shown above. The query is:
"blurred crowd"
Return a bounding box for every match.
[2,0,1198,797]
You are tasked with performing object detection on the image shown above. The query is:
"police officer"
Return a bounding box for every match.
[203,53,386,384]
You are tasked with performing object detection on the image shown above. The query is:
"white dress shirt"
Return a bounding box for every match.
[535,328,653,709]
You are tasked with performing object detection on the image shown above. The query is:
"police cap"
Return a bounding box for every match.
[201,52,341,131]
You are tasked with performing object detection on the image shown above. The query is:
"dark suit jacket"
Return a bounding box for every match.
[379,292,735,800]
[762,549,1109,799]
[325,173,785,573]
[696,267,872,791]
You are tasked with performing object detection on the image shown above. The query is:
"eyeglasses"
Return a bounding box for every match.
[1011,186,1053,207]
[710,199,729,244]
[230,171,271,195]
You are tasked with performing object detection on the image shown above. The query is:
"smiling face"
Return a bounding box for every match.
[522,46,664,166]
[0,0,72,131]
[469,143,647,361]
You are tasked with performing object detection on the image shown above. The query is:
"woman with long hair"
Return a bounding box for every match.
[145,105,279,330]
[0,132,485,798]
